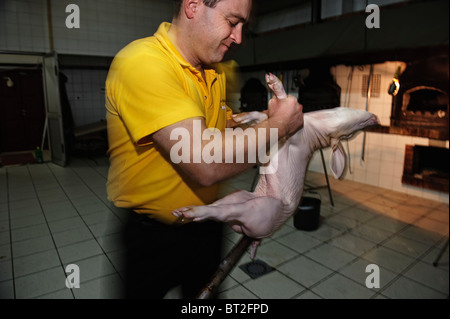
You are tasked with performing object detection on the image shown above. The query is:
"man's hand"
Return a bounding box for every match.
[265,73,304,137]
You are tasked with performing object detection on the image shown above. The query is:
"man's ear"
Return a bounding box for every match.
[329,140,346,179]
[184,0,200,19]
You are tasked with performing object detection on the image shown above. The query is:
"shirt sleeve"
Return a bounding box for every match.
[108,52,204,146]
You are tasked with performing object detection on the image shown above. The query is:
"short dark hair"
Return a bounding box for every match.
[173,0,222,17]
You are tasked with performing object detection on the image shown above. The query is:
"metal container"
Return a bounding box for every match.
[294,196,321,231]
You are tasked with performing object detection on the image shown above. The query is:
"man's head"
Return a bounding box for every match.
[173,0,222,18]
[171,0,252,68]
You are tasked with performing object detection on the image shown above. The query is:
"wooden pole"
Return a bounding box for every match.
[197,236,253,299]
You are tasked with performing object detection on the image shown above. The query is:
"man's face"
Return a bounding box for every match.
[193,0,252,66]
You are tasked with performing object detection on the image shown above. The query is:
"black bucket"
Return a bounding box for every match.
[294,197,321,231]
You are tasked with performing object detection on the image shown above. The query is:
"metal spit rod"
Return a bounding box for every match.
[361,64,373,164]
[197,235,253,299]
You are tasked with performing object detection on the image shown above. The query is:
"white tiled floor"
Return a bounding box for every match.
[0,156,448,299]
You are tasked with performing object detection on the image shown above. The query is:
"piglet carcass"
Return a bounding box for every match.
[173,73,379,258]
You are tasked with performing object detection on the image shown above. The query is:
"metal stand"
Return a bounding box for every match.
[305,148,334,206]
[433,238,449,267]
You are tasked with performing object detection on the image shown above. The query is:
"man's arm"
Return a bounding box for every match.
[152,94,303,187]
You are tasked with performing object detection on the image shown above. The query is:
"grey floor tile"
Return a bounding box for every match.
[0,280,15,299]
[57,239,104,264]
[0,259,13,282]
[350,223,396,244]
[327,232,377,256]
[47,216,86,234]
[362,246,415,273]
[0,243,12,261]
[253,240,298,267]
[13,249,60,277]
[276,230,323,254]
[11,223,51,243]
[72,274,125,299]
[243,271,306,299]
[381,275,447,299]
[12,235,55,258]
[66,254,117,284]
[382,234,431,258]
[311,273,376,299]
[2,159,448,300]
[304,243,358,271]
[14,266,67,299]
[52,226,94,247]
[306,223,345,242]
[403,260,449,295]
[37,288,74,299]
[10,213,47,230]
[218,284,259,299]
[338,258,398,291]
[278,255,334,288]
[295,290,323,299]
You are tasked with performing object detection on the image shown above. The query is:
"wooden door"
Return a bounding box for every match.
[0,69,46,152]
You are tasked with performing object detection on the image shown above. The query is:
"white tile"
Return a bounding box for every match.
[304,243,357,270]
[362,247,415,273]
[243,271,306,299]
[328,232,377,256]
[251,241,298,267]
[13,249,60,278]
[72,273,125,299]
[381,275,447,299]
[383,235,430,258]
[12,235,55,258]
[311,273,376,299]
[14,266,67,299]
[276,230,323,254]
[403,260,449,295]
[339,258,397,290]
[57,239,103,264]
[278,255,334,287]
[218,284,258,299]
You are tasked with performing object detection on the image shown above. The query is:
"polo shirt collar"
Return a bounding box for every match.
[154,22,220,80]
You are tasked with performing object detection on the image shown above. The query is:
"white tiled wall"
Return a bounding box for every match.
[0,0,173,56]
[307,62,449,204]
[0,0,50,52]
[61,69,109,127]
[0,0,173,126]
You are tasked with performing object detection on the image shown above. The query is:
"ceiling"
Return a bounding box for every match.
[231,0,449,69]
[253,0,310,16]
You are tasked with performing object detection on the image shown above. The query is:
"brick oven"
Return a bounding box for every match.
[393,55,449,193]
[391,55,449,140]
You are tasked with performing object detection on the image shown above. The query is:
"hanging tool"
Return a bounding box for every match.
[361,64,373,165]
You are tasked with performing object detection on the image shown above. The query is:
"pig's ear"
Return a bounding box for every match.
[329,140,346,179]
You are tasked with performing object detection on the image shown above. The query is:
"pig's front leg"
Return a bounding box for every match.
[232,111,268,125]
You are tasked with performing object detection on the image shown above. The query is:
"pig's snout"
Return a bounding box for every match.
[360,114,380,128]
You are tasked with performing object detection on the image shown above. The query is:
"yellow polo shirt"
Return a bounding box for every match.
[105,22,235,224]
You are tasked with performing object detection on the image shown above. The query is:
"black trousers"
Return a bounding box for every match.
[122,210,223,299]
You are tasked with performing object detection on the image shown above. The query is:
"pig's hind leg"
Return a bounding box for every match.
[172,194,282,239]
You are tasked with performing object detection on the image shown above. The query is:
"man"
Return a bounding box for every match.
[105,0,303,298]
